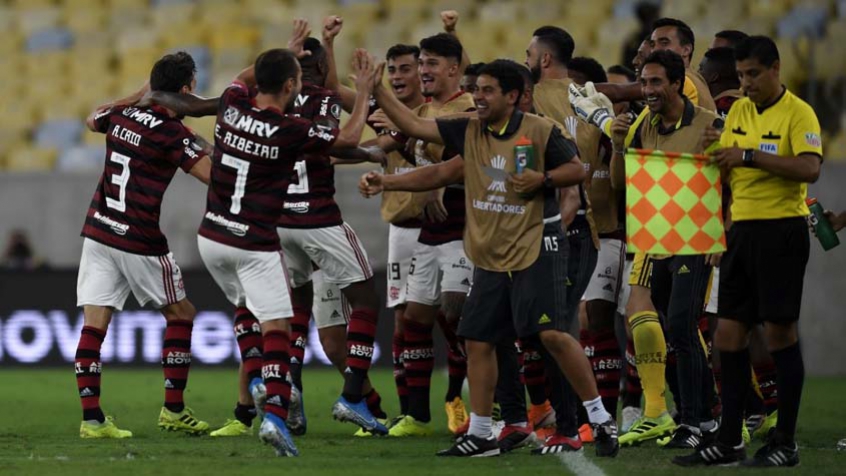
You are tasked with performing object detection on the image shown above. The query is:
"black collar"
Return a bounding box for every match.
[755,86,787,114]
[483,109,524,139]
[652,96,696,135]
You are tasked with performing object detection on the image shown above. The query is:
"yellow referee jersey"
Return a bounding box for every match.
[719,88,823,221]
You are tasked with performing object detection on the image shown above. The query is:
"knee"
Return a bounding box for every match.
[343,279,379,310]
[163,299,196,322]
[713,320,749,352]
[538,330,570,353]
[764,323,798,352]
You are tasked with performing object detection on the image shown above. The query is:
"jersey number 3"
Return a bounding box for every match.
[106,151,131,213]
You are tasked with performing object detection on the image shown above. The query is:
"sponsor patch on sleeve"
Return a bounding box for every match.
[805,132,821,148]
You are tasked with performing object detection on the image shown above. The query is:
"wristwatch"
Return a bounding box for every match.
[742,148,756,167]
[543,171,554,188]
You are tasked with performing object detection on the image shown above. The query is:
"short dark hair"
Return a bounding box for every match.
[478,59,524,103]
[642,49,686,94]
[298,37,326,73]
[653,17,695,58]
[734,35,779,67]
[419,33,462,63]
[150,51,196,93]
[703,46,739,81]
[714,30,749,48]
[517,65,534,94]
[608,64,637,82]
[254,48,300,95]
[532,26,575,65]
[386,44,420,61]
[568,56,608,84]
[464,62,487,76]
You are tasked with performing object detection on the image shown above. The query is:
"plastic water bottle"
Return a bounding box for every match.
[806,198,840,251]
[515,136,535,174]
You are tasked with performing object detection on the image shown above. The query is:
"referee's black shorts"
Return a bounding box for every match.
[718,217,809,325]
[458,222,569,343]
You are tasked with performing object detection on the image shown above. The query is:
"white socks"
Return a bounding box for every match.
[467,413,493,439]
[583,396,612,425]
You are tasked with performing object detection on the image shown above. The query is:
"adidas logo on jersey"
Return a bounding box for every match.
[538,314,552,325]
[460,278,471,286]
[330,310,341,319]
[678,265,691,274]
[79,387,95,397]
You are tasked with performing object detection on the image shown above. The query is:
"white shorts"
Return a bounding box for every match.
[406,240,473,306]
[617,257,635,316]
[705,267,719,314]
[77,238,185,310]
[278,223,373,289]
[386,224,422,308]
[197,235,293,323]
[312,268,350,329]
[582,238,627,304]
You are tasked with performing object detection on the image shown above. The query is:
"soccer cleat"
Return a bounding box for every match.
[249,378,267,420]
[210,419,251,437]
[593,419,620,457]
[497,424,534,453]
[534,425,556,442]
[529,401,556,429]
[620,406,642,434]
[578,423,594,443]
[286,385,307,436]
[332,396,388,435]
[492,402,502,422]
[387,415,433,437]
[258,413,299,457]
[618,412,675,446]
[741,421,751,445]
[353,418,389,437]
[80,416,132,439]
[445,397,468,435]
[673,441,746,467]
[437,434,500,457]
[752,410,777,441]
[531,433,583,455]
[742,438,799,467]
[454,417,470,436]
[657,424,702,449]
[745,413,765,435]
[158,407,210,435]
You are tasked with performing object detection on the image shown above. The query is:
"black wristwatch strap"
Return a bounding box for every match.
[742,148,756,167]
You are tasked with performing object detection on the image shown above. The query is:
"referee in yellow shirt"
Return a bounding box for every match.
[677,36,822,468]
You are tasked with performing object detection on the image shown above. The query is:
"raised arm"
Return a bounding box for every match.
[137,92,219,117]
[86,81,150,131]
[333,49,377,148]
[321,15,358,113]
[441,10,470,73]
[359,156,464,197]
[372,64,443,145]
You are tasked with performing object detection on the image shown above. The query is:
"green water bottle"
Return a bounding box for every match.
[515,136,535,174]
[806,198,840,251]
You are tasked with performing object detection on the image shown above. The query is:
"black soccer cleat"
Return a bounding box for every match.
[437,434,500,458]
[742,438,799,467]
[660,424,702,449]
[593,419,620,457]
[497,425,534,453]
[673,441,746,467]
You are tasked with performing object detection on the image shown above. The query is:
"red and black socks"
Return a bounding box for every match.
[392,329,409,415]
[365,388,387,419]
[438,313,466,402]
[262,330,292,421]
[402,318,435,422]
[587,329,623,415]
[75,326,106,422]
[234,308,263,382]
[343,308,378,402]
[289,305,311,391]
[162,319,193,413]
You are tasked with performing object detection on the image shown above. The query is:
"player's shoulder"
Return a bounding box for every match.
[782,90,817,118]
[450,92,477,112]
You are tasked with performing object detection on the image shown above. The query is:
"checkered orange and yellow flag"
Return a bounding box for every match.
[625,148,726,255]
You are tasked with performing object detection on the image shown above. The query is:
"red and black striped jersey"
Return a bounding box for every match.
[278,83,344,229]
[81,105,203,256]
[198,82,339,251]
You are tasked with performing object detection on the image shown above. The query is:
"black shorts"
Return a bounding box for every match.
[718,217,809,325]
[458,222,569,343]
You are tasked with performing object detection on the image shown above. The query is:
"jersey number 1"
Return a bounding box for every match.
[222,154,250,215]
[287,160,309,194]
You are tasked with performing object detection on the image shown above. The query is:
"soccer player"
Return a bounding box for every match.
[74,52,212,439]
[679,35,823,467]
[710,30,749,50]
[568,56,627,441]
[196,47,377,456]
[363,58,620,458]
[526,26,603,450]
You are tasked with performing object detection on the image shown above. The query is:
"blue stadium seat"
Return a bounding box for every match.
[777,5,828,39]
[26,27,73,52]
[34,119,84,150]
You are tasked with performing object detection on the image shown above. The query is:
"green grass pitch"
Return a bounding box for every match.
[1,368,844,475]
